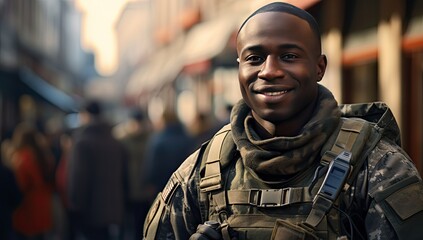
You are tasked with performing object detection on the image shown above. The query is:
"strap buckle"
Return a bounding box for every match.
[249,189,291,207]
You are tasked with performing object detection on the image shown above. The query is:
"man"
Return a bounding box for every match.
[143,2,423,240]
[68,100,128,240]
[143,108,196,200]
[118,109,151,240]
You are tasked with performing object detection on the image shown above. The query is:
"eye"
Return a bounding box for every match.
[281,53,298,61]
[245,55,264,64]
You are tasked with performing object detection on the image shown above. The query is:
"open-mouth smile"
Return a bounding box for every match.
[260,90,290,96]
[253,87,293,103]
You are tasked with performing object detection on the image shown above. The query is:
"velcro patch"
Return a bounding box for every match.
[386,182,423,220]
[161,175,178,204]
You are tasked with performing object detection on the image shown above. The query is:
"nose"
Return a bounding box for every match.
[258,56,285,80]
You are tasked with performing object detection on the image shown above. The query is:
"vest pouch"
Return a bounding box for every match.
[271,219,319,240]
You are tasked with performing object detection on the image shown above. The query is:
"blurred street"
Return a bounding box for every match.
[0,0,422,239]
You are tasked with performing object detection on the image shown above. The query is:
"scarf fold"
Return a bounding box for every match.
[230,85,341,181]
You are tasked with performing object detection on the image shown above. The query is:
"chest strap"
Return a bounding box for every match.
[227,187,312,207]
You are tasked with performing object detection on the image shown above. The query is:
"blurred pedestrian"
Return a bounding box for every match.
[55,129,76,240]
[117,109,151,240]
[9,123,55,240]
[0,141,22,240]
[68,100,128,240]
[144,107,195,203]
[187,112,218,148]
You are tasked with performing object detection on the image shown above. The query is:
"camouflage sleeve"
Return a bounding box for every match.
[364,139,423,240]
[143,149,203,240]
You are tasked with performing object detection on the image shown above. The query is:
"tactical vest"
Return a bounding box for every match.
[198,116,379,240]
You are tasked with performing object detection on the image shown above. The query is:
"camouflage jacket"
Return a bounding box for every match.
[143,102,423,240]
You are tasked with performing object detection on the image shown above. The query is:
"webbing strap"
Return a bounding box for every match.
[321,119,365,166]
[227,187,312,207]
[200,125,231,192]
[306,119,366,228]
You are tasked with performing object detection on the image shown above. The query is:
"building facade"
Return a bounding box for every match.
[0,0,97,139]
[121,0,422,174]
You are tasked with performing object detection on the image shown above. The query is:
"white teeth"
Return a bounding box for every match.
[262,90,288,96]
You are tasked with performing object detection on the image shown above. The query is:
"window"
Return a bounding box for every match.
[342,61,378,104]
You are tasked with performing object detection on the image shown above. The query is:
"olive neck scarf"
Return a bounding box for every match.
[230,85,341,181]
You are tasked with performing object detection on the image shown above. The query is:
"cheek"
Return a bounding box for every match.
[238,65,258,84]
[290,64,317,85]
[238,70,254,106]
[238,68,251,89]
[293,62,312,75]
[238,74,249,100]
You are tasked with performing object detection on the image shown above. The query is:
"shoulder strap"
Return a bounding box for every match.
[305,117,377,228]
[199,124,231,192]
[198,124,232,223]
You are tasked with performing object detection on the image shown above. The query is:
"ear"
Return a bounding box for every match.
[316,54,327,82]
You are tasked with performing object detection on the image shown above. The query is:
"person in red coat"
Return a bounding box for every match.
[10,123,55,239]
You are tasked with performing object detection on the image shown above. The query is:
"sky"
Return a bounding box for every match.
[75,0,134,76]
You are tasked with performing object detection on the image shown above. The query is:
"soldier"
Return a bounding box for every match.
[143,2,423,240]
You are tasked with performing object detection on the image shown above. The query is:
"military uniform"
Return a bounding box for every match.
[143,85,423,240]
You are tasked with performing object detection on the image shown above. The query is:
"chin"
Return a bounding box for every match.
[257,109,289,123]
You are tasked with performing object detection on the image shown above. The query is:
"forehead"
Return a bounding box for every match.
[237,12,316,52]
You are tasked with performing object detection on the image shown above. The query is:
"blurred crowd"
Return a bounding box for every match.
[0,100,229,240]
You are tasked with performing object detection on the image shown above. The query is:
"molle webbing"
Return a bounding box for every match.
[320,118,368,166]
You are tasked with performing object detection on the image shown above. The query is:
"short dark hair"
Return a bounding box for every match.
[237,2,321,53]
[130,108,145,122]
[82,100,102,116]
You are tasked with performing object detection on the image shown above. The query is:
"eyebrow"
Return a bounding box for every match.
[240,43,305,56]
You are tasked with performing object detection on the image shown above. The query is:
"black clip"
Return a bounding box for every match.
[316,151,352,201]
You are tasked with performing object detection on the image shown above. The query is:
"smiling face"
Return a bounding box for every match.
[237,11,327,136]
